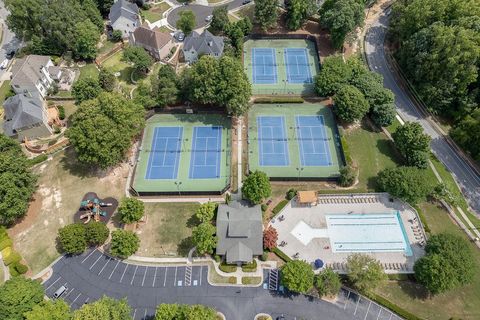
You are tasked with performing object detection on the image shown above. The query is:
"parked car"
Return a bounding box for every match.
[0,59,8,70]
[175,32,185,42]
[53,285,68,299]
[205,15,213,22]
[242,0,252,4]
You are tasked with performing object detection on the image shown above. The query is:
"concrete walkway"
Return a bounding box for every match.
[210,258,276,285]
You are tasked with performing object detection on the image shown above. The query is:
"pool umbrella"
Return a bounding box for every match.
[314,259,324,269]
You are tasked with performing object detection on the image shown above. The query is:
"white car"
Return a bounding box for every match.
[0,59,8,70]
[205,15,213,22]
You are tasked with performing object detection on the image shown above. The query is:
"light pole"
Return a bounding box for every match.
[296,167,304,183]
[175,181,182,196]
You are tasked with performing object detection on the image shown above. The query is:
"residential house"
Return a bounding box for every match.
[129,26,174,61]
[109,0,141,38]
[3,93,53,141]
[216,201,263,265]
[182,30,224,63]
[11,55,59,98]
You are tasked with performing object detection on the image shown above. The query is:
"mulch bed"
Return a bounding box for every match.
[73,192,118,224]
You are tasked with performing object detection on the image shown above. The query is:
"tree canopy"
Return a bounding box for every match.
[286,0,318,30]
[210,6,229,33]
[346,253,386,292]
[72,296,132,320]
[315,267,342,297]
[176,10,196,35]
[281,260,315,293]
[152,64,179,108]
[110,230,140,258]
[72,20,100,60]
[67,92,145,169]
[0,134,37,226]
[333,84,370,123]
[392,122,431,168]
[314,55,353,97]
[254,0,278,31]
[118,197,144,224]
[450,109,480,161]
[58,223,88,254]
[25,300,72,320]
[242,170,271,205]
[192,222,217,255]
[99,68,116,92]
[71,77,102,105]
[371,103,396,127]
[195,202,217,223]
[155,303,217,320]
[377,167,433,204]
[84,221,109,246]
[0,277,45,320]
[122,46,154,74]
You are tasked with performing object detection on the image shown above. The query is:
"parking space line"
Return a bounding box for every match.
[153,267,158,287]
[45,276,61,290]
[344,290,350,310]
[130,265,138,285]
[354,295,360,315]
[133,309,137,319]
[364,301,372,320]
[376,307,382,320]
[109,260,120,280]
[64,287,75,299]
[120,264,128,283]
[70,293,82,307]
[89,254,102,270]
[98,257,111,275]
[81,249,96,263]
[388,313,393,320]
[144,309,147,319]
[199,266,202,286]
[142,267,148,286]
[84,297,90,305]
[163,268,168,286]
[174,266,177,286]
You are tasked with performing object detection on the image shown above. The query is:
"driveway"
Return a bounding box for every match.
[364,10,480,215]
[43,249,403,320]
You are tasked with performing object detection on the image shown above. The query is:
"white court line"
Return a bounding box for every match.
[153,267,158,287]
[142,267,148,286]
[163,267,168,286]
[146,128,159,178]
[120,264,128,283]
[172,128,182,179]
[70,293,82,306]
[81,249,96,263]
[109,260,120,280]
[130,265,138,285]
[45,276,61,290]
[190,127,199,178]
[98,257,111,275]
[89,254,102,270]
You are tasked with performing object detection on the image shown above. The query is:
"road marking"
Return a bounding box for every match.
[131,265,138,285]
[173,266,177,286]
[163,267,168,286]
[120,264,128,283]
[364,300,372,320]
[133,309,137,319]
[144,309,147,319]
[89,254,102,270]
[45,277,61,290]
[70,293,82,307]
[81,249,96,263]
[98,257,111,275]
[344,290,351,310]
[153,267,158,287]
[388,313,393,320]
[84,297,90,304]
[199,266,202,286]
[142,267,148,286]
[354,295,360,315]
[376,307,382,320]
[109,260,120,279]
[64,287,74,299]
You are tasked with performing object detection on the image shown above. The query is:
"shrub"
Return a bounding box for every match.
[10,262,28,275]
[260,251,268,261]
[58,223,87,254]
[219,262,237,273]
[110,229,140,259]
[85,221,109,246]
[213,254,221,263]
[195,202,217,223]
[27,154,48,167]
[9,264,19,277]
[340,135,352,165]
[263,226,278,250]
[253,97,304,104]
[3,251,22,266]
[272,199,288,215]
[118,197,144,224]
[286,188,297,200]
[241,259,257,272]
[281,260,315,293]
[53,125,61,134]
[111,30,123,42]
[315,267,341,297]
[261,204,268,212]
[0,226,7,239]
[272,247,292,262]
[339,165,356,187]
[57,105,66,120]
[0,238,13,250]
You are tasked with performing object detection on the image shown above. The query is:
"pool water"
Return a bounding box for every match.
[326,212,413,256]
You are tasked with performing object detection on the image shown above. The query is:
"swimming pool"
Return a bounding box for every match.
[326,212,413,256]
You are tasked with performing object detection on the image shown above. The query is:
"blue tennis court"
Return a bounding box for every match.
[285,48,313,84]
[252,48,277,84]
[257,116,289,166]
[296,116,332,166]
[145,127,183,179]
[189,126,222,179]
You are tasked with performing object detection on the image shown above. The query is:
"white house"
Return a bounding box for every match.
[109,0,141,38]
[10,55,59,98]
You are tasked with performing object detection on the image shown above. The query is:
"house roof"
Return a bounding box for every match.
[131,26,172,50]
[183,30,224,56]
[109,0,140,25]
[216,201,263,264]
[11,55,51,88]
[3,93,45,136]
[297,191,317,204]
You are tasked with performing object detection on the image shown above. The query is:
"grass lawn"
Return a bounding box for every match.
[0,80,12,105]
[9,149,128,274]
[236,4,255,20]
[136,202,200,257]
[78,63,99,80]
[228,14,240,22]
[141,2,171,23]
[97,39,118,56]
[241,276,262,285]
[101,50,133,83]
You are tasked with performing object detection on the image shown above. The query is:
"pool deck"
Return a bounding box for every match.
[270,193,426,274]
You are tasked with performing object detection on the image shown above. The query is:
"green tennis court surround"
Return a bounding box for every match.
[132,114,231,195]
[244,39,320,96]
[248,103,345,180]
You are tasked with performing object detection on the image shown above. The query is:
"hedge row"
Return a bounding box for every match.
[272,199,289,215]
[340,136,352,165]
[365,292,424,320]
[272,247,292,263]
[413,205,431,234]
[9,262,28,276]
[253,97,305,104]
[0,238,13,250]
[241,259,257,272]
[27,154,48,167]
[219,262,237,273]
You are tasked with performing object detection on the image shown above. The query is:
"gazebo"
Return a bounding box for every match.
[297,191,318,206]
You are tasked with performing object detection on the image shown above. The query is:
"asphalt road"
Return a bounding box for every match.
[365,11,480,215]
[43,249,403,320]
[0,4,20,76]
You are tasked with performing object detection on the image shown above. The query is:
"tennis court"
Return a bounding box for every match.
[248,103,344,179]
[285,48,313,84]
[257,116,289,166]
[133,114,231,195]
[252,48,277,84]
[296,116,332,166]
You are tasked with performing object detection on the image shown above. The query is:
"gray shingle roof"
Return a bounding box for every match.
[216,201,263,264]
[11,55,51,88]
[183,30,224,56]
[109,0,140,25]
[3,94,45,136]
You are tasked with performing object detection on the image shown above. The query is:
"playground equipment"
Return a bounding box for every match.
[79,198,112,223]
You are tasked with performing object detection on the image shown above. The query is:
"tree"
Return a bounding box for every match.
[25,300,72,320]
[122,46,154,74]
[281,260,315,294]
[111,29,123,42]
[349,70,394,107]
[286,0,318,30]
[371,103,396,127]
[73,296,132,319]
[73,20,100,60]
[192,222,217,255]
[134,82,157,109]
[0,277,45,320]
[99,68,116,92]
[85,221,109,246]
[392,122,431,168]
[333,85,370,123]
[314,55,352,96]
[176,10,195,35]
[0,134,37,226]
[94,0,114,16]
[155,304,216,320]
[195,202,217,223]
[315,267,341,297]
[414,233,475,294]
[210,6,229,33]
[118,197,145,224]
[451,109,480,161]
[152,64,178,107]
[377,167,433,204]
[319,0,365,48]
[263,226,278,250]
[110,230,140,258]
[71,77,102,105]
[67,92,145,168]
[242,170,271,204]
[58,223,87,254]
[339,165,356,187]
[254,0,278,31]
[224,22,245,57]
[346,253,386,292]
